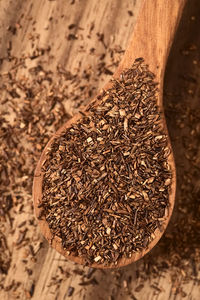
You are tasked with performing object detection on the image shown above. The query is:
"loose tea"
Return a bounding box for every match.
[41,58,172,266]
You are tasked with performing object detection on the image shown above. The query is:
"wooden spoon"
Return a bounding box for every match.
[33,0,186,269]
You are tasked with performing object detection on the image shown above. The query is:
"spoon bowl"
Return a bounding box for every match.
[33,0,186,268]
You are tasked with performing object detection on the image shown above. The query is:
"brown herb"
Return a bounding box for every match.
[67,286,74,297]
[135,284,144,292]
[41,58,172,266]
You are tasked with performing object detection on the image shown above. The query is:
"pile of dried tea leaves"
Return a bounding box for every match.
[41,58,172,266]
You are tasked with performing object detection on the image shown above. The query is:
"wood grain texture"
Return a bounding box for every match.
[117,0,186,80]
[1,0,200,299]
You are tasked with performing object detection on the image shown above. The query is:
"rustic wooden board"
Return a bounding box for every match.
[0,0,199,299]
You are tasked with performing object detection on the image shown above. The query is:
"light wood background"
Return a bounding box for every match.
[0,0,199,299]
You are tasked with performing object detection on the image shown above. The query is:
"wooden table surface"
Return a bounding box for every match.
[0,0,199,299]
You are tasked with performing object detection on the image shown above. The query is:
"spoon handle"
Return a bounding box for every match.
[115,0,186,80]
